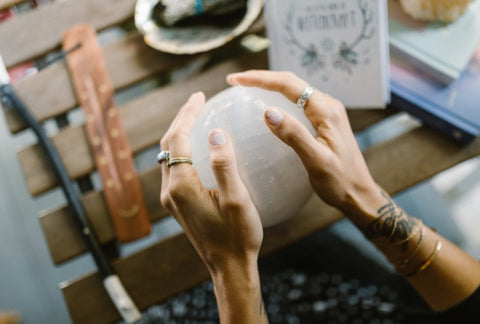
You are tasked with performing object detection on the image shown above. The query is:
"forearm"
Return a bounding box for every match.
[210,259,268,324]
[341,185,480,311]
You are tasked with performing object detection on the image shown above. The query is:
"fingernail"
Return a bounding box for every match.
[227,73,242,85]
[265,107,284,126]
[191,91,201,99]
[209,129,227,145]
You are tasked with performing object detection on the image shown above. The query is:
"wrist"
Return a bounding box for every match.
[210,255,260,286]
[339,181,386,227]
[210,256,265,324]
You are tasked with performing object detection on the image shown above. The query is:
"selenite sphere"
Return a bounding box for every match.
[190,86,315,227]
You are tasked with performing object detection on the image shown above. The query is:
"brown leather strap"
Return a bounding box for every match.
[63,24,151,242]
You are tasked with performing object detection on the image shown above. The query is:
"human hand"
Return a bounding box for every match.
[159,92,263,274]
[229,71,480,317]
[227,70,383,224]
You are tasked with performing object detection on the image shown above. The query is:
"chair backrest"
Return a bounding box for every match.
[2,1,479,323]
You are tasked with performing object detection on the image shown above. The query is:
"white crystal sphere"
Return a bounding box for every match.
[190,86,315,227]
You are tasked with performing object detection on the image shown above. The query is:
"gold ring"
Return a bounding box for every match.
[167,157,193,167]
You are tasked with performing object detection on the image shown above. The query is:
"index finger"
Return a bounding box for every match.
[164,92,205,181]
[226,70,332,116]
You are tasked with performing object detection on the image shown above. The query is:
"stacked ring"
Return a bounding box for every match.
[167,157,193,167]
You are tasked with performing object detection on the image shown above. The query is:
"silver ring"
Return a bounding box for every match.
[167,157,193,167]
[157,150,170,164]
[296,85,314,109]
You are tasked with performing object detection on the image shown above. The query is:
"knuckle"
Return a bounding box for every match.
[168,132,182,144]
[278,71,295,90]
[160,192,173,210]
[168,183,185,202]
[210,154,235,171]
[312,152,336,176]
[332,97,345,108]
[160,135,169,149]
[328,99,347,119]
[281,70,296,81]
[284,71,304,85]
[166,179,193,204]
[222,197,245,213]
[281,127,302,146]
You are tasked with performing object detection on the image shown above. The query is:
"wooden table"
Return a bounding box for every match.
[1,1,479,323]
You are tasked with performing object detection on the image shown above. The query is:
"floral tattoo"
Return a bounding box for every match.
[364,191,419,251]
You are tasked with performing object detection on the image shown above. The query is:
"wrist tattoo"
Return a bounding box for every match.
[364,191,419,251]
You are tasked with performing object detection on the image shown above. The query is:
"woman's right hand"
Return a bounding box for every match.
[227,70,384,224]
[228,71,480,314]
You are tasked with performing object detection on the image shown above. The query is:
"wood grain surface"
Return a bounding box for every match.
[0,0,22,11]
[40,166,168,265]
[4,19,265,134]
[0,0,136,67]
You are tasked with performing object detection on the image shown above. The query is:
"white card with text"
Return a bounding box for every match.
[265,0,390,108]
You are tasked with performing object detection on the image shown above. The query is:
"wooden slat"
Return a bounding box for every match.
[0,0,23,11]
[0,0,136,68]
[364,127,480,193]
[61,128,480,324]
[61,233,212,324]
[40,166,167,265]
[4,18,265,134]
[4,32,192,134]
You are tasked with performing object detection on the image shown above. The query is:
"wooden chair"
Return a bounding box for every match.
[1,1,480,323]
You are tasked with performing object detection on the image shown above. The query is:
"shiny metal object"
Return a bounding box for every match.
[157,150,170,164]
[167,157,193,167]
[296,85,314,109]
[134,0,264,54]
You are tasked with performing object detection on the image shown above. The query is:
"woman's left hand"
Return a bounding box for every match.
[159,92,263,274]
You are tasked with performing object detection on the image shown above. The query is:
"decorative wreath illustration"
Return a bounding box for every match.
[282,0,376,74]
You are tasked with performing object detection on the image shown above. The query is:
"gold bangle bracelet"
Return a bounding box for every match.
[403,241,442,277]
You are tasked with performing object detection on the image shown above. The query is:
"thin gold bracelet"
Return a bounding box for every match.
[395,225,424,270]
[394,219,423,246]
[403,241,442,277]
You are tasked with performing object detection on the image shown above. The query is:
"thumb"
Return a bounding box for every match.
[208,128,249,199]
[264,106,325,168]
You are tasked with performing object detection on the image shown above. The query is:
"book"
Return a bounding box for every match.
[264,0,390,108]
[388,0,480,85]
[390,47,480,144]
